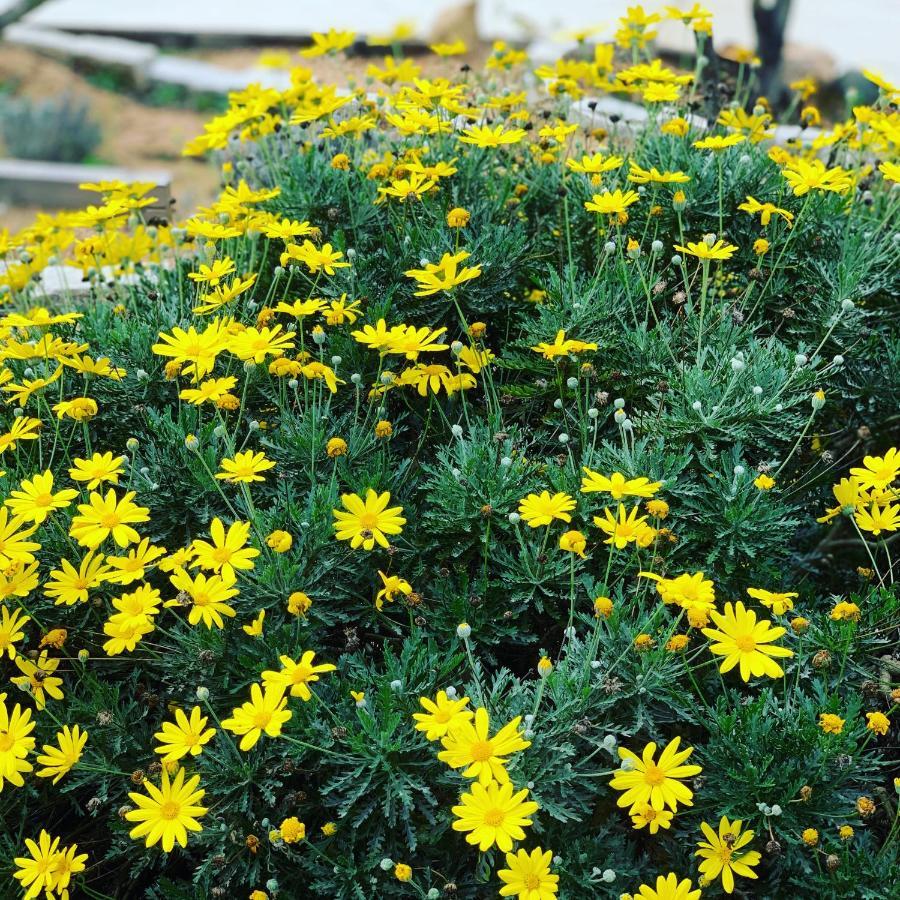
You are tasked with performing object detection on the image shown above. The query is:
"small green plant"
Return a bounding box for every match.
[0,93,102,163]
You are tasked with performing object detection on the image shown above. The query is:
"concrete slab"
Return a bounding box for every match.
[3,23,158,82]
[570,96,820,148]
[4,24,293,97]
[0,261,151,296]
[0,158,171,213]
[0,0,33,27]
[147,56,292,94]
[23,0,453,41]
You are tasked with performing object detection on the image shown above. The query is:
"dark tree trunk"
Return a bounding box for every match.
[753,0,794,105]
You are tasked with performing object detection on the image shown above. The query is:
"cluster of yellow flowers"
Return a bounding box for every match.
[413,694,558,897]
[115,641,338,856]
[1,2,898,896]
[819,447,900,536]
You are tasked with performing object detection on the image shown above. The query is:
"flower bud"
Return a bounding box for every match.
[456,623,471,639]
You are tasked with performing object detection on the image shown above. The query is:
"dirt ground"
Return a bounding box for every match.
[0,42,487,234]
[0,45,224,231]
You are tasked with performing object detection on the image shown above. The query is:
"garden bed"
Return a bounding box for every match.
[1,8,898,900]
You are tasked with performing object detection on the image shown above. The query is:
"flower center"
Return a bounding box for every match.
[54,859,73,877]
[469,740,493,762]
[644,764,665,785]
[159,800,180,820]
[523,874,540,890]
[483,808,505,827]
[0,731,15,751]
[735,635,756,652]
[101,512,121,529]
[252,710,273,729]
[358,512,378,530]
[34,493,53,507]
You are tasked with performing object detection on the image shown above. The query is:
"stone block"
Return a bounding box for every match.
[3,23,158,84]
[0,158,171,214]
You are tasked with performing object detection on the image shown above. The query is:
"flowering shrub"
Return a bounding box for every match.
[1,7,899,899]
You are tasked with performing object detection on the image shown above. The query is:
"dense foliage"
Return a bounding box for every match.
[1,7,899,899]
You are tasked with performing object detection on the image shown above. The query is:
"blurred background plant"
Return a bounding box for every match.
[0,92,102,161]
